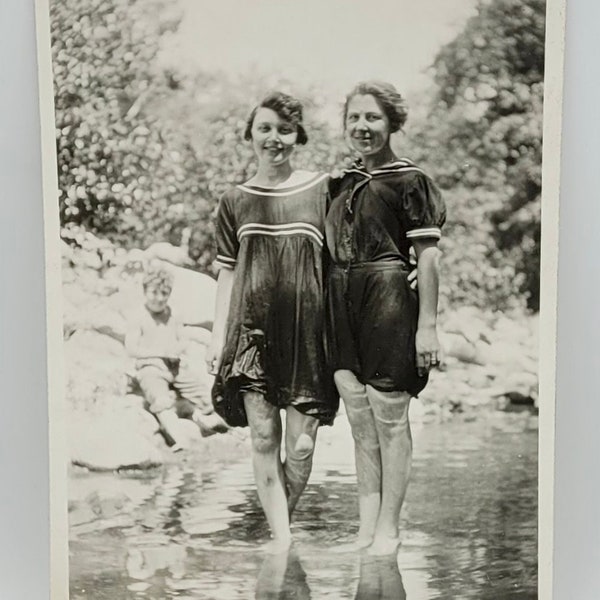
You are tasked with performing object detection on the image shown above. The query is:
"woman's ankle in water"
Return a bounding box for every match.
[263,533,293,554]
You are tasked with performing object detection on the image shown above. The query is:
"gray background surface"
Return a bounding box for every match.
[0,1,598,598]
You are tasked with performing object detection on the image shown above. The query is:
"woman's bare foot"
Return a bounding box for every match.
[332,534,374,553]
[367,535,400,556]
[263,535,293,555]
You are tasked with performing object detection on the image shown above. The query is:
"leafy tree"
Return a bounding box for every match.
[52,0,546,311]
[51,0,345,271]
[51,0,210,255]
[405,0,546,310]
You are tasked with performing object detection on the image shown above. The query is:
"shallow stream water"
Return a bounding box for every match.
[69,410,537,599]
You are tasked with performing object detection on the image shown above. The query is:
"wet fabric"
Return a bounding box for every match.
[325,159,446,395]
[212,172,339,427]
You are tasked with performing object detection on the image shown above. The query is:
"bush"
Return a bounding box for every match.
[403,0,546,310]
[52,0,546,311]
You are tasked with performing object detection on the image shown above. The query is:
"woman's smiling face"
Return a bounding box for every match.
[251,107,298,166]
[345,94,391,158]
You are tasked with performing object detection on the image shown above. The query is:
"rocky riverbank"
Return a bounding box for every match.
[60,235,538,474]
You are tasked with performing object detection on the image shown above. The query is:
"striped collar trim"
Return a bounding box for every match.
[342,159,424,178]
[237,172,328,197]
[237,222,324,246]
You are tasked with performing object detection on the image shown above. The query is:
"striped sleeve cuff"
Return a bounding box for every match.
[406,227,442,240]
[214,254,237,270]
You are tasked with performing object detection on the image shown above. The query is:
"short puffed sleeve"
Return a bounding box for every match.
[214,191,239,270]
[401,172,446,241]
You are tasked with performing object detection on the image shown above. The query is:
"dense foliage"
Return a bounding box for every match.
[405,0,546,309]
[51,0,545,310]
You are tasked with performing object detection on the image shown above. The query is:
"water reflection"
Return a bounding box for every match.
[256,550,311,599]
[355,554,406,600]
[69,415,538,599]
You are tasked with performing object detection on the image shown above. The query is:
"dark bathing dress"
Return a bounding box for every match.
[212,172,339,427]
[326,159,446,396]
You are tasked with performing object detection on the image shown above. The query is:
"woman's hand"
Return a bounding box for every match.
[407,268,417,290]
[205,337,224,375]
[408,246,418,290]
[415,325,440,376]
[207,268,234,375]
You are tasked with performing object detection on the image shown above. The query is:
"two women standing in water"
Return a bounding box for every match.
[207,82,445,555]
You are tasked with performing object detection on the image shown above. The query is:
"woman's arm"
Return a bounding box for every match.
[205,268,235,374]
[412,238,441,376]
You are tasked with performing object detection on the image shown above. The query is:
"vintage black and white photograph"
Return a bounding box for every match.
[36,0,563,597]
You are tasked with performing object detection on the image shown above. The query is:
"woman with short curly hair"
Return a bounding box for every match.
[326,81,446,555]
[207,91,338,553]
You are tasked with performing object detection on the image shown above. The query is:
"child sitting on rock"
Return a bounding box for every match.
[125,263,228,449]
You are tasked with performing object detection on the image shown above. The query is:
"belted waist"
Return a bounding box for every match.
[331,259,409,272]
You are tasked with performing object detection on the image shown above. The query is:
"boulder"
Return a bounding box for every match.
[64,329,130,401]
[441,306,493,344]
[439,332,485,365]
[501,370,538,399]
[491,313,532,344]
[167,265,217,326]
[84,305,129,343]
[68,398,163,471]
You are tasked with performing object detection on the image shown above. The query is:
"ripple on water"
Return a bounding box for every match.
[69,416,538,599]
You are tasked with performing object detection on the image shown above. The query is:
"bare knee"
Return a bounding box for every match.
[367,387,410,425]
[334,369,365,395]
[288,432,315,461]
[250,426,280,455]
[245,393,280,454]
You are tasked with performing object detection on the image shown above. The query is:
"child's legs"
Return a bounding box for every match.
[334,370,381,543]
[172,367,213,415]
[244,392,290,550]
[172,367,228,435]
[137,368,180,444]
[283,404,319,517]
[366,384,412,554]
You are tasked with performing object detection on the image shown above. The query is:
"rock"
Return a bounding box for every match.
[71,248,102,271]
[85,305,129,343]
[442,306,493,344]
[122,249,147,274]
[478,340,523,368]
[491,313,531,344]
[464,368,494,389]
[439,332,485,365]
[69,405,164,471]
[165,418,202,449]
[504,391,536,406]
[64,330,130,400]
[62,240,74,267]
[167,265,217,326]
[462,392,493,408]
[502,370,538,398]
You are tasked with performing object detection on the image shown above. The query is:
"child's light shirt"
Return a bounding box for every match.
[125,305,184,371]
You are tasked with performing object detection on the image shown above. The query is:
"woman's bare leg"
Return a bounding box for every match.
[244,392,291,553]
[333,370,382,551]
[283,404,319,517]
[366,386,412,556]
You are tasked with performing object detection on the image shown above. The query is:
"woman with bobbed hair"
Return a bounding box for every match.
[326,81,446,555]
[207,91,338,553]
